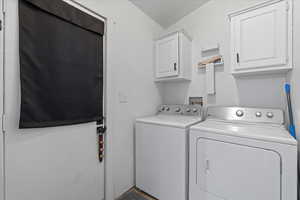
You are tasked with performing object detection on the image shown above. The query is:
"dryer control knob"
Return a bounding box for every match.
[266,112,274,118]
[186,108,191,113]
[175,108,181,112]
[236,110,244,117]
[165,107,170,111]
[255,112,262,118]
[192,108,198,113]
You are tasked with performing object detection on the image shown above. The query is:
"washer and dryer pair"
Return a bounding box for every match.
[135,105,297,200]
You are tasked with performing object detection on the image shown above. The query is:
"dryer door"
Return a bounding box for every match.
[196,138,281,200]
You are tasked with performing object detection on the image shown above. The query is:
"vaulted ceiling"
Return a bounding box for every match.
[129,0,210,28]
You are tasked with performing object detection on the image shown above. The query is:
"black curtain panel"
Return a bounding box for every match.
[19,0,105,128]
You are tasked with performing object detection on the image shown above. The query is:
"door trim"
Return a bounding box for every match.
[1,0,5,200]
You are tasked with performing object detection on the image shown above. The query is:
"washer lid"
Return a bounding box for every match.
[190,119,297,145]
[136,114,203,129]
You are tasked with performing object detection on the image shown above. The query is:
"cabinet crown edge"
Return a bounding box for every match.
[155,29,192,42]
[228,0,291,20]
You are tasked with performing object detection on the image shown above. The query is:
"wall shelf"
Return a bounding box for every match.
[201,43,220,53]
[198,56,224,69]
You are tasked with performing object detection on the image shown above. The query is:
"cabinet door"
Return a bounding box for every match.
[232,1,288,71]
[156,33,179,78]
[196,138,281,200]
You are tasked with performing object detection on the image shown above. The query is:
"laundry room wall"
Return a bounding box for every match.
[158,0,288,110]
[288,0,300,139]
[4,0,163,200]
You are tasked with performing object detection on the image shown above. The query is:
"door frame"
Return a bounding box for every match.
[1,0,5,199]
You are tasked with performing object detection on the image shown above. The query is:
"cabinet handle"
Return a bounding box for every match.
[236,53,240,63]
[174,63,177,71]
[205,159,210,172]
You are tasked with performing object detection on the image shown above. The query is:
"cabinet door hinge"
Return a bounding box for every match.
[286,1,290,11]
[0,19,2,31]
[2,114,5,133]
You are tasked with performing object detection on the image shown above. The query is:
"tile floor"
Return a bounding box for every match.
[118,188,155,200]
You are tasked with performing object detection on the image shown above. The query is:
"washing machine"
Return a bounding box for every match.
[135,104,204,200]
[189,106,297,200]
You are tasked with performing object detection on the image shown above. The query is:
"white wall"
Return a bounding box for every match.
[3,0,162,200]
[289,0,300,139]
[159,0,288,111]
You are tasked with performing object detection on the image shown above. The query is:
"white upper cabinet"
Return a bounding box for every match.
[229,0,293,75]
[156,33,179,78]
[155,31,192,82]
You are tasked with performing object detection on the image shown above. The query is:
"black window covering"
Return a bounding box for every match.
[19,0,105,128]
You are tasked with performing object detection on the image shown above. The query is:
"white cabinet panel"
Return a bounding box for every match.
[196,138,281,200]
[155,31,192,82]
[136,123,187,200]
[156,33,179,78]
[230,0,292,75]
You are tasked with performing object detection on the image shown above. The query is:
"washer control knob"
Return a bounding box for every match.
[161,106,165,111]
[266,112,274,118]
[165,107,170,111]
[236,110,244,117]
[186,108,191,113]
[175,108,181,112]
[255,112,262,118]
[193,108,198,113]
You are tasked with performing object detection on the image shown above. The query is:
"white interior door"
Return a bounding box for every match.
[3,1,105,200]
[156,33,179,78]
[233,1,288,70]
[196,138,281,200]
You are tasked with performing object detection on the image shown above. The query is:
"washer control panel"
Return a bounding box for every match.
[158,104,203,116]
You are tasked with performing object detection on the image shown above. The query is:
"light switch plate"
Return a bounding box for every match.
[118,92,128,103]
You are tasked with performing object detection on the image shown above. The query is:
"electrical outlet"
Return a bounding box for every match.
[189,97,203,106]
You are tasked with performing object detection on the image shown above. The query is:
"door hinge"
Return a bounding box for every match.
[286,1,290,11]
[0,19,2,31]
[236,53,240,63]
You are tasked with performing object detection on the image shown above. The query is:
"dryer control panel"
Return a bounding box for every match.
[207,107,284,125]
